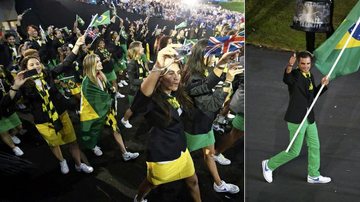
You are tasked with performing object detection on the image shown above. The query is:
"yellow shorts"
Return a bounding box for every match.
[70,85,81,95]
[35,111,77,146]
[146,149,195,186]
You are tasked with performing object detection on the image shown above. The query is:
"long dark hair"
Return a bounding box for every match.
[183,38,211,84]
[158,35,171,53]
[152,61,193,125]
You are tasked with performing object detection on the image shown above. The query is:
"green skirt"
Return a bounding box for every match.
[128,95,134,105]
[114,59,127,72]
[0,113,22,133]
[185,130,215,152]
[104,70,117,81]
[232,113,244,131]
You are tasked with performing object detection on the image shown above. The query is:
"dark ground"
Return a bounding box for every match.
[0,84,243,202]
[246,45,360,202]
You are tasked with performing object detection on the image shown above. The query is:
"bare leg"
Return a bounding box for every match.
[113,131,127,154]
[123,108,133,121]
[112,80,118,92]
[135,178,157,201]
[0,132,16,149]
[202,145,222,185]
[216,128,243,154]
[68,141,82,166]
[219,100,231,117]
[50,145,65,161]
[184,174,201,202]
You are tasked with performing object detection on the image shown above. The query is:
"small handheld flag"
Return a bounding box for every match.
[205,35,245,57]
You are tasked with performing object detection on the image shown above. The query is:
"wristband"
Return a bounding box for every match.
[10,87,19,92]
[151,66,164,72]
[222,81,232,88]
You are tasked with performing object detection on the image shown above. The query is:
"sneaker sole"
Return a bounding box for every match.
[307,180,331,184]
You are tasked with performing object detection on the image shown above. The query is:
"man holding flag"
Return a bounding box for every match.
[262,0,360,185]
[262,51,330,184]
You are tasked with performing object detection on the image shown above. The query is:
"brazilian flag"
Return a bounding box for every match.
[314,1,360,80]
[76,14,85,26]
[80,76,112,149]
[91,10,111,27]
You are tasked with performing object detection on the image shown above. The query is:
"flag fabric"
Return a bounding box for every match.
[175,21,187,30]
[80,76,112,149]
[87,29,98,40]
[76,14,85,26]
[183,38,198,46]
[91,10,111,27]
[204,35,245,57]
[314,1,360,80]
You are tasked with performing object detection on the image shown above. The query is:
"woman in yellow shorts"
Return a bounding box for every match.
[18,36,93,174]
[133,47,201,202]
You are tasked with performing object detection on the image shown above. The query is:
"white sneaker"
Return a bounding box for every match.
[60,159,69,174]
[92,145,103,156]
[121,80,128,86]
[212,123,225,133]
[213,153,231,165]
[118,82,124,88]
[11,135,21,144]
[213,180,240,194]
[121,118,133,128]
[75,163,94,173]
[227,113,236,119]
[17,103,26,109]
[116,92,125,98]
[134,195,147,202]
[307,175,331,184]
[262,159,273,183]
[123,151,139,161]
[217,115,226,124]
[12,146,24,156]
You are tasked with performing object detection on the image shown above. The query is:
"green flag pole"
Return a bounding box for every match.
[286,16,360,153]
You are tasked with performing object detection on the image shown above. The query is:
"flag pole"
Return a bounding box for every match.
[84,14,98,37]
[286,16,360,153]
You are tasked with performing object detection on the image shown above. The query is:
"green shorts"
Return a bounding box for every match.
[185,130,215,152]
[232,113,244,131]
[0,113,21,133]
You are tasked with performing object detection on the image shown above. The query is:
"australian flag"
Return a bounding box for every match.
[205,35,245,57]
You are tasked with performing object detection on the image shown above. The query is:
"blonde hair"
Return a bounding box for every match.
[83,54,107,86]
[127,41,142,60]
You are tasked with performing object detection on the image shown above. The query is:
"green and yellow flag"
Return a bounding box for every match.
[80,76,112,149]
[76,14,85,26]
[91,10,111,27]
[175,21,187,30]
[314,1,360,80]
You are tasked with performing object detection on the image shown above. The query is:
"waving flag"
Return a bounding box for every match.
[76,14,85,26]
[205,35,245,57]
[314,1,360,80]
[91,10,111,27]
[175,21,187,30]
[87,29,98,40]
